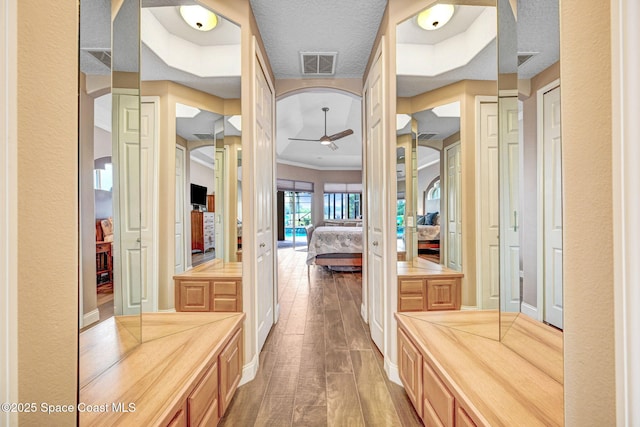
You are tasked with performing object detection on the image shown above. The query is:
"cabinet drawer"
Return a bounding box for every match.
[426,279,460,311]
[213,297,238,312]
[398,329,422,418]
[188,361,218,427]
[166,404,187,427]
[213,281,238,296]
[178,281,210,311]
[423,361,455,427]
[399,279,424,294]
[456,404,477,427]
[399,295,425,312]
[219,328,243,416]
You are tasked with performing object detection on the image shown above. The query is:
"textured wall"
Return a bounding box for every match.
[560,0,616,424]
[17,0,78,424]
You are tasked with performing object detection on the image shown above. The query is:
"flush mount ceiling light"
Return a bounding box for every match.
[179,5,218,31]
[417,4,455,31]
[176,103,201,118]
[396,114,412,130]
[432,102,460,117]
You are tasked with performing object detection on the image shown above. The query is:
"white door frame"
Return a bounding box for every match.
[141,97,160,312]
[443,141,462,272]
[1,0,18,422]
[536,79,560,322]
[175,144,188,274]
[612,0,640,421]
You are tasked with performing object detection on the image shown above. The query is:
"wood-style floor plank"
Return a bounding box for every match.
[221,248,421,426]
[326,373,365,427]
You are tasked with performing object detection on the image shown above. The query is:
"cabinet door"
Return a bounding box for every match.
[398,329,422,417]
[177,281,210,312]
[219,328,243,416]
[426,278,460,310]
[423,361,455,427]
[166,404,187,427]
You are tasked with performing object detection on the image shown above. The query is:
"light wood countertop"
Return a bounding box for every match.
[173,259,242,280]
[396,311,563,427]
[398,260,464,278]
[79,312,245,426]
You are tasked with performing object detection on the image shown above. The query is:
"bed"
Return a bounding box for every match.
[306,225,363,267]
[417,213,440,262]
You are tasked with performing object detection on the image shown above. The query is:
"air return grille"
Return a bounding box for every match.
[300,52,337,75]
[86,49,112,69]
[518,52,538,67]
[418,132,439,141]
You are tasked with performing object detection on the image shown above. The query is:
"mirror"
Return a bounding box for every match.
[78,0,142,387]
[396,2,499,339]
[498,0,563,376]
[78,0,242,386]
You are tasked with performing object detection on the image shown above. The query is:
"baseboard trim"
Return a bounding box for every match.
[361,303,368,322]
[275,303,280,323]
[384,359,402,386]
[461,305,479,311]
[520,302,539,320]
[157,308,176,313]
[240,352,259,386]
[83,309,100,327]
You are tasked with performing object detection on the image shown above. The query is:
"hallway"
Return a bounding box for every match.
[219,249,421,426]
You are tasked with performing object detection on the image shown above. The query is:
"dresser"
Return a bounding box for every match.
[191,211,215,253]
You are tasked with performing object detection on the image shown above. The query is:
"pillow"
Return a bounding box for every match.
[416,215,426,225]
[433,214,440,226]
[426,212,439,225]
[100,217,113,242]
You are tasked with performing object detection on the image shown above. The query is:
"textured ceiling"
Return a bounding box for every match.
[249,0,387,79]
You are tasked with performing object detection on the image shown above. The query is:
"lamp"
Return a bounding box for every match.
[417,4,455,31]
[179,5,218,32]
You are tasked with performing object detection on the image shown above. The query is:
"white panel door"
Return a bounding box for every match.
[445,143,462,272]
[140,101,157,312]
[255,59,275,351]
[113,93,141,315]
[175,145,186,274]
[479,103,499,309]
[365,48,384,352]
[499,97,521,312]
[544,86,563,329]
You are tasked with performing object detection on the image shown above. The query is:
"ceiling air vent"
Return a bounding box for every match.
[301,52,337,75]
[193,133,215,140]
[518,52,538,67]
[85,49,112,69]
[418,132,438,141]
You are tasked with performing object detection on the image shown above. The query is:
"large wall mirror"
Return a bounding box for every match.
[78,0,241,387]
[396,1,499,339]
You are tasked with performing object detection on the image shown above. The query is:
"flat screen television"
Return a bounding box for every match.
[190,184,207,206]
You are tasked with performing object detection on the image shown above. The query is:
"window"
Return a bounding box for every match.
[323,183,362,220]
[94,163,113,192]
[427,179,440,200]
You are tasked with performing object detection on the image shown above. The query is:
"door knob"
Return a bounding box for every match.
[372,241,379,246]
[260,242,266,248]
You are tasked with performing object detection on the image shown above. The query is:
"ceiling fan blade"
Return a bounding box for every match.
[288,137,321,142]
[328,142,339,151]
[328,129,354,141]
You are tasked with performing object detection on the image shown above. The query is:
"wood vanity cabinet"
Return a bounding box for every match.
[80,313,245,427]
[395,312,563,427]
[174,260,243,312]
[398,273,461,312]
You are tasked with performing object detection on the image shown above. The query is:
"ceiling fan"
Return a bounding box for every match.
[288,107,353,151]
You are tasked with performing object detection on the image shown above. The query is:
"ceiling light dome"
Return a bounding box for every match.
[417,4,455,31]
[179,5,218,32]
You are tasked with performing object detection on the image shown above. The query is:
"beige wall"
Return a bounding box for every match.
[520,62,560,307]
[276,163,362,227]
[17,0,78,424]
[189,157,215,195]
[561,0,615,423]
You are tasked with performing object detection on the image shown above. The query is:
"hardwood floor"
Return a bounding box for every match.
[220,248,422,426]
